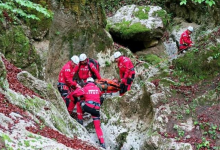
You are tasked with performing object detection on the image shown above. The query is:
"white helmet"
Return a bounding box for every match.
[79,53,87,61]
[71,55,79,65]
[114,51,122,59]
[187,26,193,32]
[86,77,94,82]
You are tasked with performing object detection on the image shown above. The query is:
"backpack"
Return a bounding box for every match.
[88,58,100,79]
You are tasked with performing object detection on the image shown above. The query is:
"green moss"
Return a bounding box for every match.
[105,61,111,67]
[143,63,149,68]
[102,99,111,120]
[62,0,86,15]
[116,132,128,148]
[152,9,170,26]
[109,21,150,39]
[95,28,113,52]
[47,83,53,90]
[173,44,220,82]
[138,91,153,119]
[97,41,105,52]
[25,97,46,111]
[0,59,7,88]
[0,26,42,78]
[134,6,150,20]
[24,11,52,39]
[144,54,162,65]
[51,115,68,134]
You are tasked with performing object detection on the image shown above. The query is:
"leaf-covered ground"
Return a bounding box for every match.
[154,70,220,150]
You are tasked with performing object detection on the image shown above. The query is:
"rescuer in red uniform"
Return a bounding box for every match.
[179,26,194,53]
[71,77,106,149]
[114,51,135,96]
[77,53,101,83]
[57,55,82,122]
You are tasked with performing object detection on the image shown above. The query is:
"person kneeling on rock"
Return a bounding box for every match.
[70,77,106,149]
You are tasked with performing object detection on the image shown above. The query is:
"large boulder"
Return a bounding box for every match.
[107,5,169,48]
[45,0,114,83]
[0,26,43,78]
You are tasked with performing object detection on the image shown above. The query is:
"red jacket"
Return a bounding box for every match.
[72,83,102,104]
[78,59,101,81]
[179,30,193,50]
[58,61,77,87]
[118,56,135,79]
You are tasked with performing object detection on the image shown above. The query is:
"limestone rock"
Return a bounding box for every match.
[150,92,166,107]
[16,71,90,140]
[45,0,113,83]
[144,132,193,150]
[107,5,169,48]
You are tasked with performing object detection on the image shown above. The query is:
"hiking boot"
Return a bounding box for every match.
[77,119,83,125]
[100,143,106,149]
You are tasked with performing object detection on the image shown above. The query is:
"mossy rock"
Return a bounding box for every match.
[0,26,43,78]
[108,21,150,39]
[62,27,112,55]
[152,9,170,26]
[24,10,53,40]
[134,6,150,20]
[0,55,7,88]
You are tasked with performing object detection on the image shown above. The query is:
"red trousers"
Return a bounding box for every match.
[67,101,83,120]
[93,116,104,144]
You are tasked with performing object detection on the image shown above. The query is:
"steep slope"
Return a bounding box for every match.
[0,53,101,150]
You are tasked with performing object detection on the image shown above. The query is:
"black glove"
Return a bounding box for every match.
[119,83,125,95]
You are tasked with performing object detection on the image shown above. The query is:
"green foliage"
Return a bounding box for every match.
[196,137,210,149]
[105,61,111,67]
[185,109,190,114]
[173,125,185,138]
[0,0,52,22]
[134,6,150,20]
[180,0,216,6]
[1,134,12,142]
[24,140,30,147]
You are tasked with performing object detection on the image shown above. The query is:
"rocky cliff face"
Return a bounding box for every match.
[45,0,113,83]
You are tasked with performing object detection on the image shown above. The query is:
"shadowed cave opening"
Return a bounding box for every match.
[111,34,146,53]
